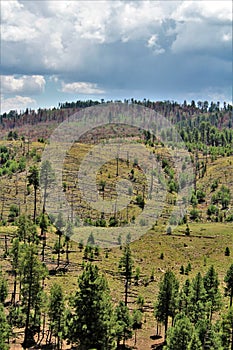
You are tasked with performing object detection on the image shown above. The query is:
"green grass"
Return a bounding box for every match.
[0,139,233,348]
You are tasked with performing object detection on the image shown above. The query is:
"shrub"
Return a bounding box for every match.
[189,208,199,220]
[196,189,206,203]
[207,204,218,216]
[180,265,185,274]
[225,247,230,256]
[136,194,145,209]
[226,214,233,222]
[8,204,19,222]
[160,252,164,259]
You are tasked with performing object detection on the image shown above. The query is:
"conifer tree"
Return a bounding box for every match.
[164,315,193,350]
[48,283,64,349]
[118,244,133,306]
[55,213,65,268]
[17,215,38,244]
[203,265,222,320]
[189,272,206,323]
[224,264,233,307]
[40,213,48,262]
[65,221,73,265]
[132,309,142,346]
[20,243,47,348]
[9,237,20,304]
[40,160,55,213]
[0,269,8,304]
[220,307,233,350]
[178,279,191,315]
[115,300,132,348]
[202,323,223,350]
[154,270,179,335]
[67,263,115,349]
[0,303,10,350]
[188,330,202,350]
[28,165,39,222]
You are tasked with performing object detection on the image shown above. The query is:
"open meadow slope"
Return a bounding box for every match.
[0,101,232,349]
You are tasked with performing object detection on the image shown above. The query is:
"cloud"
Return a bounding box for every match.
[1,75,46,95]
[172,1,232,23]
[61,82,105,94]
[1,95,36,113]
[0,1,232,105]
[171,17,232,59]
[2,1,231,73]
[147,34,165,55]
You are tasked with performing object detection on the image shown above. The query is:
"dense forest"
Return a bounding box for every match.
[0,99,232,349]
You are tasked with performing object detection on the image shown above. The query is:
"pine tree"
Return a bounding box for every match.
[68,263,115,349]
[9,237,21,304]
[154,270,179,335]
[189,272,207,323]
[0,269,8,304]
[220,307,233,350]
[203,265,222,320]
[48,283,64,349]
[115,300,133,348]
[17,215,38,244]
[40,213,48,262]
[0,303,10,350]
[132,309,142,346]
[164,315,193,350]
[20,243,48,348]
[203,323,223,350]
[40,160,55,213]
[118,244,133,306]
[224,264,233,307]
[178,279,191,315]
[188,330,202,350]
[65,221,73,265]
[55,213,65,268]
[28,165,39,222]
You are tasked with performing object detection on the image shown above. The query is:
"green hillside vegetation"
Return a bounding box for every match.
[0,100,232,349]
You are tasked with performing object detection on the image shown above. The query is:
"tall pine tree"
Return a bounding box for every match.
[0,303,10,350]
[48,283,65,349]
[118,244,133,306]
[28,165,39,223]
[189,272,206,323]
[68,263,115,349]
[164,315,193,350]
[154,270,179,336]
[203,265,222,321]
[224,264,233,307]
[115,300,132,348]
[20,243,47,348]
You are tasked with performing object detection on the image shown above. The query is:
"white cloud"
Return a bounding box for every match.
[0,1,232,104]
[1,0,39,42]
[222,32,232,42]
[1,1,231,72]
[170,1,232,56]
[147,34,165,55]
[1,95,36,113]
[1,75,45,95]
[171,19,232,55]
[61,82,105,94]
[172,1,232,22]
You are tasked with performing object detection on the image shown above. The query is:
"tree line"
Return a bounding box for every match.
[0,223,233,349]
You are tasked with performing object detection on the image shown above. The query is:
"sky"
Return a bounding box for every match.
[0,0,232,113]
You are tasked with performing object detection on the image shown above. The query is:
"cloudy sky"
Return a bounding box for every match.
[0,0,232,113]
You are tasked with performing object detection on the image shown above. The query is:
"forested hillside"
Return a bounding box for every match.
[0,99,232,349]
